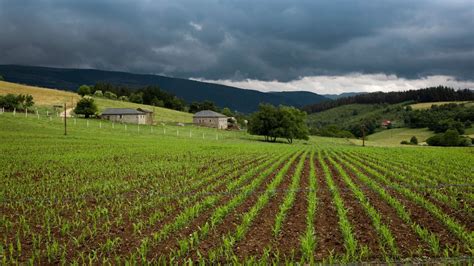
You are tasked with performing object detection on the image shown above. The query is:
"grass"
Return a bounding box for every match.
[0,80,79,107]
[409,101,474,110]
[363,128,434,146]
[0,80,193,123]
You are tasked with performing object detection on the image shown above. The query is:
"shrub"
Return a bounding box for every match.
[94,90,103,97]
[441,129,460,146]
[104,91,117,100]
[0,93,34,111]
[74,97,98,118]
[410,136,418,145]
[77,85,91,97]
[400,140,410,145]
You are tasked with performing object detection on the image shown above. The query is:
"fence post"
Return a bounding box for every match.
[112,122,114,129]
[13,108,16,116]
[189,130,192,138]
[202,133,204,139]
[25,109,28,118]
[125,124,127,131]
[137,125,140,133]
[74,118,76,125]
[99,122,102,129]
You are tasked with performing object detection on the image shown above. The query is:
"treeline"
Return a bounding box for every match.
[0,94,34,111]
[79,83,187,111]
[304,86,474,113]
[404,103,473,134]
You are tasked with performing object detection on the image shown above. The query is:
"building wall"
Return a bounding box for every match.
[103,114,147,124]
[193,117,228,129]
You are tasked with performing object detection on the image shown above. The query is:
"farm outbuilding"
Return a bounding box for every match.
[101,108,153,125]
[193,110,228,129]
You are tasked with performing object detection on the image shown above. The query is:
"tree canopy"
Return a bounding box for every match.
[77,85,91,97]
[74,97,98,118]
[0,94,34,111]
[248,104,309,143]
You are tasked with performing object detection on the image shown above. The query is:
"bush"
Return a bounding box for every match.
[426,129,471,146]
[104,91,117,100]
[0,93,34,111]
[441,129,460,146]
[77,85,91,97]
[93,90,103,97]
[426,134,443,146]
[410,136,418,145]
[74,97,98,118]
[118,95,129,102]
[400,140,410,145]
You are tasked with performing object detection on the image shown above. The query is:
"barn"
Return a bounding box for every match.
[101,108,153,125]
[193,110,228,129]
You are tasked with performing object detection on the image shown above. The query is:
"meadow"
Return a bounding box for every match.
[0,112,473,264]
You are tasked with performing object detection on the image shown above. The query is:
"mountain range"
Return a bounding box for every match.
[0,65,331,113]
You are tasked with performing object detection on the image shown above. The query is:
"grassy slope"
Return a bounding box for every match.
[0,80,193,123]
[410,101,474,110]
[366,128,434,146]
[0,80,79,107]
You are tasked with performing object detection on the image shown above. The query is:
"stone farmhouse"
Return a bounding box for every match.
[193,110,228,129]
[101,108,153,125]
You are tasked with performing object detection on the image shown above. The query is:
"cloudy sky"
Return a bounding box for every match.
[0,0,473,94]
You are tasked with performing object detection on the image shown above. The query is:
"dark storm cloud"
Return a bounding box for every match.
[0,0,473,81]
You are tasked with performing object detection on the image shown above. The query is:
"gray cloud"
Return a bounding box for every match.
[0,0,473,84]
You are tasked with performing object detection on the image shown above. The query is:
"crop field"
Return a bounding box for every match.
[0,113,473,264]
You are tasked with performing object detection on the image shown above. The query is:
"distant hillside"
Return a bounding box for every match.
[323,92,366,100]
[0,81,193,123]
[0,65,330,113]
[304,86,474,113]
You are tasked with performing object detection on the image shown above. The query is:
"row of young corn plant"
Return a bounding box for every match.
[346,151,474,211]
[317,151,362,262]
[300,150,317,263]
[338,152,474,254]
[356,149,473,185]
[352,151,474,217]
[327,155,399,260]
[272,151,308,236]
[333,154,446,256]
[81,156,272,261]
[154,150,297,261]
[205,151,303,262]
[127,152,292,263]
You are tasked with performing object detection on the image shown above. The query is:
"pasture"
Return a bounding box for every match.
[0,113,473,264]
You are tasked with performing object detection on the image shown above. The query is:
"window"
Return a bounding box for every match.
[119,115,123,119]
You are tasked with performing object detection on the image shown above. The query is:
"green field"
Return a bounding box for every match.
[364,128,434,146]
[0,113,473,264]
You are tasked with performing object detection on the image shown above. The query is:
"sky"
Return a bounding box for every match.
[0,0,473,94]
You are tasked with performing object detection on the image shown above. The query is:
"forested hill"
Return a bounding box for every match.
[303,86,474,113]
[0,65,329,113]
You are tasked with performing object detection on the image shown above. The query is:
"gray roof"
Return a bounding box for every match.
[193,110,227,118]
[101,108,144,115]
[137,108,153,113]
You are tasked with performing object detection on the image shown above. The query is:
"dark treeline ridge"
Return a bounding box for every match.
[303,86,474,113]
[92,82,187,111]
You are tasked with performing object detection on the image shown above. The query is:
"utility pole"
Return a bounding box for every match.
[64,103,67,135]
[361,124,365,147]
